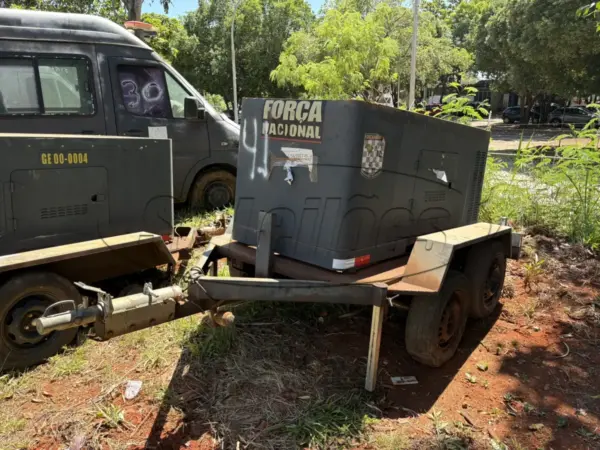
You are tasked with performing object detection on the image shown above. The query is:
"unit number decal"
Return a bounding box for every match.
[41,153,89,165]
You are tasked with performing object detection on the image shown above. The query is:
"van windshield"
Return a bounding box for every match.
[165,64,220,119]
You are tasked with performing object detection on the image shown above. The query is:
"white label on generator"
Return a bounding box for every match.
[148,126,168,139]
[332,258,355,270]
[281,147,313,172]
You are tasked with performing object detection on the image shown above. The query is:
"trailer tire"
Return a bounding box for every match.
[189,170,235,211]
[465,241,506,319]
[405,271,470,367]
[0,272,81,371]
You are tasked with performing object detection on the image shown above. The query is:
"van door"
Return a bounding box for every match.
[107,58,210,202]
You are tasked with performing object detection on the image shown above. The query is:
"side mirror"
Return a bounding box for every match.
[184,96,206,120]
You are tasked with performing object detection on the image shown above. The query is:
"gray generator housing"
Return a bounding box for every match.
[233,99,490,271]
[0,134,173,256]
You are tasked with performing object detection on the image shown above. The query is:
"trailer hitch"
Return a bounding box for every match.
[33,283,183,340]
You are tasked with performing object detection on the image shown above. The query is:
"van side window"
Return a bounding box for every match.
[118,65,170,118]
[38,59,94,115]
[0,57,95,116]
[0,59,39,114]
[165,72,189,119]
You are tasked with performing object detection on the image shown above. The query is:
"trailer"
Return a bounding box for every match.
[13,100,522,392]
[34,216,521,391]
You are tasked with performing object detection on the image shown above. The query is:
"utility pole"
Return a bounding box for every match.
[408,0,420,110]
[231,0,239,123]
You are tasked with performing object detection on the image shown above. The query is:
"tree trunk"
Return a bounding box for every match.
[123,0,143,21]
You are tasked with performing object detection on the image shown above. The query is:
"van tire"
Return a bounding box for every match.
[189,170,235,211]
[0,272,81,371]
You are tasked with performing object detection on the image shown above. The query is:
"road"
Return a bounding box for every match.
[471,120,596,151]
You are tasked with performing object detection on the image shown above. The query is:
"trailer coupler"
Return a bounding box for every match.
[33,283,183,340]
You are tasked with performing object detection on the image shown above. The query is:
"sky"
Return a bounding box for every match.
[145,0,324,16]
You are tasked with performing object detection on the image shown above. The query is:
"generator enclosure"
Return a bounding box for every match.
[233,99,490,271]
[0,134,173,256]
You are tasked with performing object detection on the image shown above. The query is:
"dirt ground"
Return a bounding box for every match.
[1,233,599,450]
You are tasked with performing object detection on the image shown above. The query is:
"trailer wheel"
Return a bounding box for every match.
[465,241,506,319]
[405,271,470,367]
[0,272,81,370]
[189,170,235,210]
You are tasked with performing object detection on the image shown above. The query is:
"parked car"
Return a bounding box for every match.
[502,106,521,123]
[502,106,543,124]
[548,107,597,127]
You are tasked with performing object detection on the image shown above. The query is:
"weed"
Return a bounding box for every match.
[507,437,528,450]
[523,402,535,414]
[374,429,410,450]
[576,427,599,440]
[483,122,600,249]
[96,403,125,429]
[523,256,545,291]
[287,393,370,448]
[511,339,520,349]
[503,393,514,402]
[49,345,88,379]
[557,416,568,428]
[482,379,489,389]
[140,345,168,370]
[476,362,489,372]
[465,373,477,384]
[0,417,26,435]
[0,372,33,400]
[184,324,236,360]
[428,409,449,435]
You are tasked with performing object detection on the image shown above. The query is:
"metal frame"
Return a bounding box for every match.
[191,214,518,392]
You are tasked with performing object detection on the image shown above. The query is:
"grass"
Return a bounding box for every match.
[175,206,234,228]
[0,417,26,435]
[95,402,126,429]
[49,344,89,379]
[373,429,410,450]
[481,120,600,250]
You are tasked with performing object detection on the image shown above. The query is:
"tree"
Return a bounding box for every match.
[141,12,189,62]
[471,0,600,121]
[271,4,399,99]
[272,0,472,102]
[175,0,314,108]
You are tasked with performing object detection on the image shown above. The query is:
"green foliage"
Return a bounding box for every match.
[273,1,472,101]
[472,0,600,98]
[287,393,371,448]
[481,117,600,250]
[141,12,189,63]
[434,82,488,123]
[271,4,399,99]
[203,93,228,113]
[176,0,314,105]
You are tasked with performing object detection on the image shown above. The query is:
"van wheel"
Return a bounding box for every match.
[405,271,470,367]
[0,272,81,371]
[190,170,235,211]
[550,118,562,127]
[465,241,506,319]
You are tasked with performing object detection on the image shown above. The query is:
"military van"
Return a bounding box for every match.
[0,9,239,209]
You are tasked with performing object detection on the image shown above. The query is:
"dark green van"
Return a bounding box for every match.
[0,9,239,209]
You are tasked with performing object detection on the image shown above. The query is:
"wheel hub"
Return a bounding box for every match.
[206,182,231,209]
[438,295,461,348]
[5,297,50,347]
